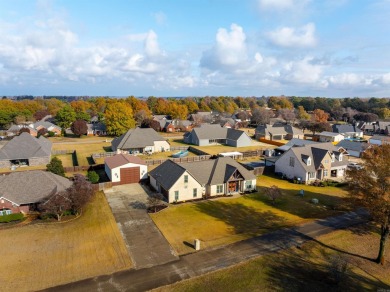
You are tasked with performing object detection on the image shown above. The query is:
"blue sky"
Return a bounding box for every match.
[0,0,390,97]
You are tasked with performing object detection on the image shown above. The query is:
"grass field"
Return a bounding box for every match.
[52,141,111,166]
[151,175,349,255]
[155,225,390,291]
[54,153,75,167]
[0,192,132,292]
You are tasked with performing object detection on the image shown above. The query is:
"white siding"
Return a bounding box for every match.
[108,162,148,183]
[153,140,170,152]
[168,171,203,203]
[275,151,308,181]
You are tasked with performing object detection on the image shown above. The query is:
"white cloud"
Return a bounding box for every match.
[267,23,317,47]
[144,30,161,57]
[152,11,167,26]
[282,57,324,84]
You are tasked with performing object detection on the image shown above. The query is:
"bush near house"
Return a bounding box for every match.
[0,213,24,223]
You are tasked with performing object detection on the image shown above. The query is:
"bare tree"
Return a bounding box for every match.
[67,174,94,215]
[39,191,71,221]
[278,108,296,123]
[264,185,283,205]
[147,193,165,213]
[251,107,274,125]
[347,144,390,265]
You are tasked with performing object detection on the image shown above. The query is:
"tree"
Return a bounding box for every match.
[55,105,76,129]
[39,191,71,221]
[34,109,50,121]
[87,171,99,183]
[307,122,331,135]
[71,119,88,137]
[46,157,65,177]
[67,174,94,215]
[296,106,311,121]
[134,109,151,126]
[278,108,296,123]
[147,193,165,213]
[19,127,31,134]
[347,144,390,265]
[312,109,329,123]
[104,101,136,136]
[264,185,283,205]
[251,107,274,125]
[37,127,48,137]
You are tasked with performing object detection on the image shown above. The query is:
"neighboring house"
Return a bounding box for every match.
[332,124,363,138]
[369,135,390,145]
[336,140,371,158]
[376,122,390,135]
[188,111,214,124]
[0,170,72,214]
[274,138,318,155]
[0,133,52,168]
[317,131,345,143]
[104,154,147,185]
[6,125,37,137]
[356,122,375,135]
[111,128,170,154]
[87,122,107,136]
[275,143,348,183]
[33,121,62,135]
[255,124,304,141]
[172,119,192,132]
[149,157,257,203]
[183,124,252,147]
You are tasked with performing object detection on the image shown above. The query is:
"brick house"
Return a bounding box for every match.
[0,171,72,214]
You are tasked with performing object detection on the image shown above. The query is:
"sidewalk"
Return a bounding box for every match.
[45,209,368,292]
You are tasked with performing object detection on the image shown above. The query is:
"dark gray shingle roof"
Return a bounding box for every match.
[111,128,166,151]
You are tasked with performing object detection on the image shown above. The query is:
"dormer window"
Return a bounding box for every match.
[339,153,343,161]
[331,154,335,162]
[307,157,311,166]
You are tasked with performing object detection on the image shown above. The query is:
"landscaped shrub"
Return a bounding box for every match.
[87,171,99,183]
[0,213,24,223]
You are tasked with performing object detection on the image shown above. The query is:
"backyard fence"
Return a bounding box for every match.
[241,149,264,158]
[169,146,190,151]
[188,146,209,156]
[144,154,212,166]
[52,149,75,155]
[258,138,285,147]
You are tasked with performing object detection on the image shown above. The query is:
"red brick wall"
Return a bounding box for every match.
[0,199,29,213]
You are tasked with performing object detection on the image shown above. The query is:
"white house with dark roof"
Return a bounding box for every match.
[275,143,348,183]
[0,133,52,168]
[332,124,363,138]
[149,157,257,203]
[104,154,147,185]
[111,128,170,154]
[0,170,72,214]
[255,124,304,141]
[183,124,252,147]
[318,131,345,143]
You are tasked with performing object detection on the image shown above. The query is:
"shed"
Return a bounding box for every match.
[104,154,147,185]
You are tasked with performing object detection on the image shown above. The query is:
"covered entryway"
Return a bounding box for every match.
[120,167,140,184]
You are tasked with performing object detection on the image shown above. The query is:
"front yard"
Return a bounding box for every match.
[156,225,390,291]
[0,192,132,292]
[151,175,350,255]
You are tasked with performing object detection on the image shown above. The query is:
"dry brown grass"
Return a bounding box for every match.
[0,192,132,292]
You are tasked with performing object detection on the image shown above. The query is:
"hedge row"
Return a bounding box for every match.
[0,213,24,223]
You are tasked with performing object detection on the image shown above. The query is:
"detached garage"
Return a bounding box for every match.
[105,154,147,185]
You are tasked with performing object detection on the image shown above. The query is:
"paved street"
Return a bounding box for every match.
[104,184,179,270]
[46,209,368,292]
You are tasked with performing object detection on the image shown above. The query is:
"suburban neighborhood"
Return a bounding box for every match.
[1,1,390,291]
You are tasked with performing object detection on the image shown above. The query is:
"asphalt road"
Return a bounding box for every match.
[44,209,368,292]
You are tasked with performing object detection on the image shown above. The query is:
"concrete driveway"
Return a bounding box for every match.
[104,184,178,269]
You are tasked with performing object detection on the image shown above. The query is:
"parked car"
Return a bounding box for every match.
[347,162,363,170]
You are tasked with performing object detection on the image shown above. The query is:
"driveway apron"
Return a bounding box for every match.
[104,184,178,269]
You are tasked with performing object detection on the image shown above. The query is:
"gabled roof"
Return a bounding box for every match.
[255,124,303,136]
[332,124,362,134]
[149,157,256,190]
[370,135,390,142]
[0,133,52,160]
[336,140,370,152]
[111,128,166,150]
[0,170,72,205]
[33,121,61,131]
[189,124,248,141]
[105,154,146,169]
[318,131,343,137]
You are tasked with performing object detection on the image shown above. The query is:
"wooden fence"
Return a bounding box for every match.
[258,138,285,147]
[169,146,190,151]
[241,150,264,158]
[52,149,75,155]
[188,146,209,155]
[144,155,212,166]
[91,152,116,159]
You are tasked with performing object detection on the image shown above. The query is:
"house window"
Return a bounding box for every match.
[324,159,329,164]
[174,191,179,201]
[193,188,197,198]
[216,185,223,193]
[184,175,188,183]
[289,157,295,167]
[0,211,3,216]
[308,172,315,179]
[245,181,252,189]
[324,170,329,177]
[331,154,335,162]
[307,157,311,166]
[339,154,343,161]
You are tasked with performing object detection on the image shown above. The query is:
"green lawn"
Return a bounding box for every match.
[156,225,390,292]
[151,175,350,255]
[54,154,75,167]
[52,141,111,166]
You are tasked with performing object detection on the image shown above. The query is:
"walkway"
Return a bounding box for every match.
[104,184,179,270]
[46,209,368,292]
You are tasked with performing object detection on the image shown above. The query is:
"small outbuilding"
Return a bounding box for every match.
[104,154,147,185]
